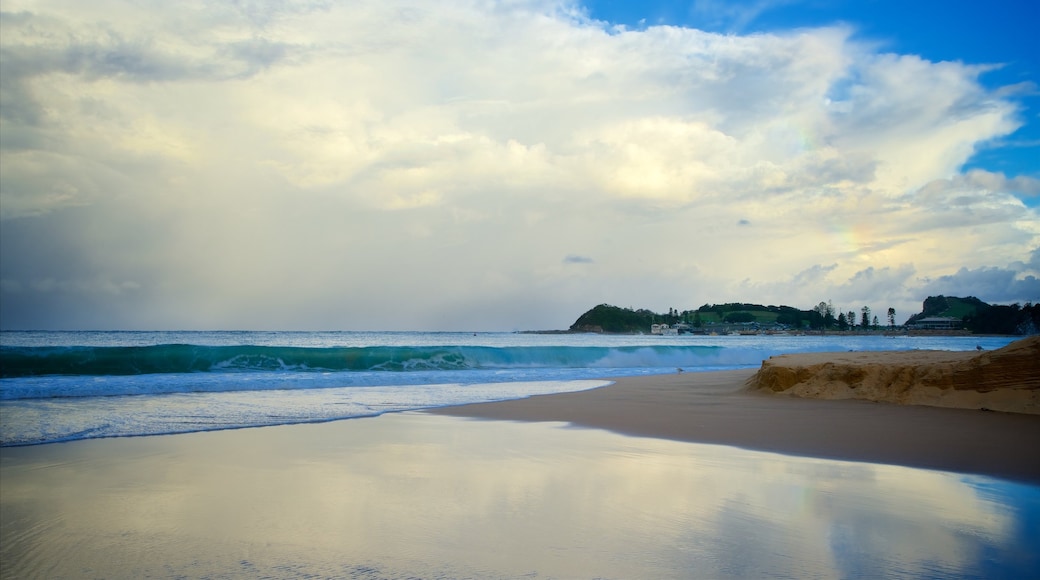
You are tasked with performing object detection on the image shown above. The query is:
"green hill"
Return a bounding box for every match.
[569,304,657,333]
[905,295,988,322]
[568,302,817,333]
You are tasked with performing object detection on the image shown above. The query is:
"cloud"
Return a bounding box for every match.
[0,0,1037,330]
[1021,247,1040,274]
[739,264,917,316]
[0,9,303,128]
[919,265,1040,305]
[917,170,1040,201]
[690,0,802,33]
[737,256,1039,324]
[564,255,595,264]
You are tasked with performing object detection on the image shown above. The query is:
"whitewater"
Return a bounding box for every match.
[0,331,1016,446]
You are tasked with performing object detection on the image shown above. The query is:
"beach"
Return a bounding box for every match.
[434,336,1040,483]
[433,373,1040,485]
[3,338,1040,578]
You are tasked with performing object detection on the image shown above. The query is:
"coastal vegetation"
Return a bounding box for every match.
[906,295,1040,335]
[568,296,1039,335]
[568,304,660,334]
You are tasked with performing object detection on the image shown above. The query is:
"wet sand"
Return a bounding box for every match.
[431,354,1040,484]
[6,411,1037,579]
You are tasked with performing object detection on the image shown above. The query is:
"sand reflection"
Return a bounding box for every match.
[2,412,1036,578]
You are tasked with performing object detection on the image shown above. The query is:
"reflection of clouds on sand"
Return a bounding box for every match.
[1,413,1034,578]
[197,415,1028,577]
[802,464,1014,578]
[538,434,1017,578]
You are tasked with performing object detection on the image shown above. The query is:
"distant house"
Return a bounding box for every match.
[907,316,963,330]
[651,324,678,335]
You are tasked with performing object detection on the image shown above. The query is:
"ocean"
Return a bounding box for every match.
[0,331,1017,446]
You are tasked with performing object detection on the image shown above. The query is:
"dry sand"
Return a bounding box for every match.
[753,335,1040,414]
[432,336,1040,484]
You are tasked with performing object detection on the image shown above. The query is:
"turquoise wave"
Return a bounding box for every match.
[0,344,723,378]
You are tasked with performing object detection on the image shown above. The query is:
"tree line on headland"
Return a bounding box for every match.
[567,296,1040,335]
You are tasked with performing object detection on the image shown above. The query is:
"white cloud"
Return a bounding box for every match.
[0,0,1037,329]
[690,0,802,33]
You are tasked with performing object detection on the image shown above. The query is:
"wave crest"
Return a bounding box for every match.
[0,344,726,378]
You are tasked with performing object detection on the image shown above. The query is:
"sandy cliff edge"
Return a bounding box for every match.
[748,336,1040,414]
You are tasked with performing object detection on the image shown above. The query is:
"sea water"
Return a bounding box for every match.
[0,331,1017,446]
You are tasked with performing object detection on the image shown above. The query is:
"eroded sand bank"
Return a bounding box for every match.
[748,335,1040,414]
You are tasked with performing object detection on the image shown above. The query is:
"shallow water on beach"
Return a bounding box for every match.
[2,412,1037,579]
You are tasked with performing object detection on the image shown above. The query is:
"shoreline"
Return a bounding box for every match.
[430,364,1040,484]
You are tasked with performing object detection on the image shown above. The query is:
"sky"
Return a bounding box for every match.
[1,0,1038,331]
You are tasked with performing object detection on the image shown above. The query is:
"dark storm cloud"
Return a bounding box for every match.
[2,33,297,83]
[920,265,1040,304]
[0,10,298,127]
[0,207,157,329]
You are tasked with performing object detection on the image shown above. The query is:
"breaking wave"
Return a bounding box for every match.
[0,344,729,378]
